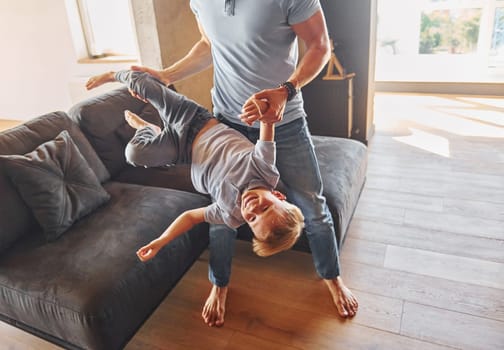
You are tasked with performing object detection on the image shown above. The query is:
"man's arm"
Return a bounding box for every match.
[132,19,212,86]
[287,9,331,92]
[136,207,206,262]
[240,9,331,124]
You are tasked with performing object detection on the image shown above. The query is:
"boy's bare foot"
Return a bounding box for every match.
[85,71,116,90]
[202,285,227,327]
[324,276,359,318]
[124,110,161,134]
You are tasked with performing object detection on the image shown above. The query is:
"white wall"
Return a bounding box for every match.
[0,0,134,121]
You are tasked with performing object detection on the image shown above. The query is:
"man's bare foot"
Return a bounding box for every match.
[85,71,116,90]
[124,110,161,134]
[202,285,228,327]
[324,276,359,318]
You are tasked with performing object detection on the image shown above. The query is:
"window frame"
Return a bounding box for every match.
[74,0,139,60]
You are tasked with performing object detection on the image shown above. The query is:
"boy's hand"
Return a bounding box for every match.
[240,87,287,125]
[240,98,269,126]
[136,241,161,262]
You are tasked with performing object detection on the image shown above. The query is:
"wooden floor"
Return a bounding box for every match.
[0,119,23,132]
[1,93,503,349]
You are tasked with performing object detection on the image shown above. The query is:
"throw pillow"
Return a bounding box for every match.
[0,130,110,241]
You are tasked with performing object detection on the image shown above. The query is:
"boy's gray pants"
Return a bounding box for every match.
[114,70,212,167]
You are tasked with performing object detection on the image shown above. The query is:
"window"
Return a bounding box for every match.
[418,7,482,55]
[490,5,504,66]
[376,0,504,83]
[76,0,138,58]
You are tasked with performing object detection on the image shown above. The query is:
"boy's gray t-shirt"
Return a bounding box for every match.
[191,124,280,228]
[190,0,321,127]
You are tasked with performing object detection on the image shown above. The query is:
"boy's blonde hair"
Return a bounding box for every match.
[252,204,305,257]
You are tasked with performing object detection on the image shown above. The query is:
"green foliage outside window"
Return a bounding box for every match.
[490,7,504,55]
[419,8,482,54]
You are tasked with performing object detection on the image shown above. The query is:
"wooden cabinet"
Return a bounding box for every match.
[302,76,354,138]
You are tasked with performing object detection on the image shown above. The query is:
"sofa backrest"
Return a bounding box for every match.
[0,111,110,251]
[68,87,163,178]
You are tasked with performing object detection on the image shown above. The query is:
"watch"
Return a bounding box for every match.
[280,81,298,102]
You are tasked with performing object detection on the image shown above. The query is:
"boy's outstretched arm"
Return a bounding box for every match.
[259,120,274,142]
[136,207,206,262]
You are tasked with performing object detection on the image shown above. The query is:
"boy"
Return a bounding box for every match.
[86,70,304,260]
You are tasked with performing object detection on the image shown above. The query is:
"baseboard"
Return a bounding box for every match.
[376,81,504,96]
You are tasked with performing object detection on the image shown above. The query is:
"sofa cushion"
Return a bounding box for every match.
[0,131,110,241]
[68,87,162,177]
[0,182,211,350]
[0,112,110,253]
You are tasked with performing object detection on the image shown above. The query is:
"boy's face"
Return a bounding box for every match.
[240,188,289,240]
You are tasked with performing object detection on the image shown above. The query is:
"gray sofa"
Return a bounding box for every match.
[0,88,367,349]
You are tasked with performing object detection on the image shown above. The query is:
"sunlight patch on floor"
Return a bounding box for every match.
[374,93,504,138]
[412,109,504,138]
[443,109,504,127]
[456,96,504,109]
[393,128,451,158]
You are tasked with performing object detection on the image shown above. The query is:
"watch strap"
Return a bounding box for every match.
[280,81,298,102]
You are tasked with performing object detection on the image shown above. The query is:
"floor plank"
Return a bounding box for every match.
[401,302,504,350]
[0,119,22,132]
[349,218,504,263]
[353,201,406,225]
[341,260,504,322]
[365,174,504,204]
[442,197,504,221]
[225,332,301,350]
[384,245,504,289]
[339,237,387,267]
[0,321,62,350]
[359,187,445,213]
[403,208,504,239]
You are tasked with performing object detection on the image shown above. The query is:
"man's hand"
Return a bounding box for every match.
[239,87,288,125]
[239,98,269,126]
[131,65,170,84]
[128,65,171,102]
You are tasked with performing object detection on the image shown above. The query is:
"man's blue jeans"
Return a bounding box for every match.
[209,117,341,287]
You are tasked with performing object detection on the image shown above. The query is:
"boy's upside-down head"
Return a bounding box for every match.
[240,187,304,257]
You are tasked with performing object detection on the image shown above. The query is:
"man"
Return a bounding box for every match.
[133,0,358,326]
